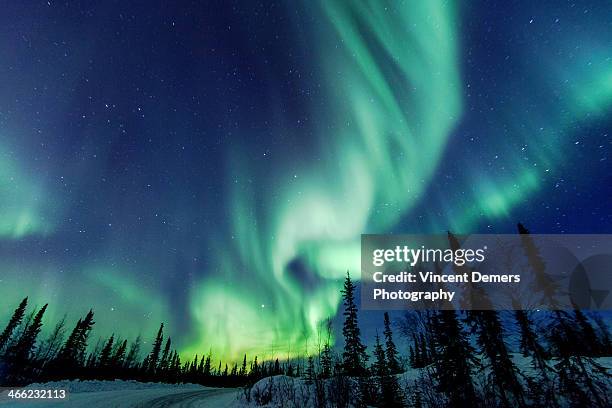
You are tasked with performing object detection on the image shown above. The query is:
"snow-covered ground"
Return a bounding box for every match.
[1,356,609,407]
[0,380,240,407]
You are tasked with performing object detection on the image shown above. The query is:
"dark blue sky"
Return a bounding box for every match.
[0,0,610,360]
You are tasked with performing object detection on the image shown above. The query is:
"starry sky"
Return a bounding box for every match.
[0,0,610,362]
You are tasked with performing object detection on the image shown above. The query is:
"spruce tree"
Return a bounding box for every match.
[574,309,600,356]
[383,312,401,374]
[372,334,404,407]
[412,336,421,368]
[372,334,387,381]
[469,310,525,407]
[37,315,66,363]
[239,354,247,376]
[591,313,612,355]
[411,384,423,408]
[147,323,164,373]
[285,361,294,377]
[305,355,315,384]
[515,310,547,364]
[418,332,429,366]
[517,223,560,307]
[75,310,95,365]
[519,223,609,407]
[203,353,211,377]
[5,303,47,381]
[0,297,28,352]
[124,335,141,369]
[548,310,609,407]
[514,309,557,407]
[197,354,205,375]
[340,271,368,376]
[98,334,114,370]
[86,337,102,369]
[171,352,182,382]
[448,231,525,407]
[432,310,478,406]
[320,343,332,378]
[111,339,127,369]
[158,337,172,373]
[189,354,198,378]
[408,344,416,368]
[53,309,95,377]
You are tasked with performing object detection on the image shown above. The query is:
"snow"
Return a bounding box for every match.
[24,379,205,393]
[0,380,240,407]
[239,356,612,407]
[0,357,609,407]
[241,375,320,407]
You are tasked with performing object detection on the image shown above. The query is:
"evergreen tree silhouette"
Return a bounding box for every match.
[432,310,478,406]
[52,309,95,378]
[591,313,612,355]
[98,335,114,371]
[147,323,164,374]
[197,354,205,375]
[448,231,525,407]
[305,355,315,384]
[574,309,600,356]
[85,338,101,369]
[519,223,609,407]
[239,354,247,376]
[418,332,429,366]
[372,333,404,407]
[514,309,557,407]
[0,297,28,352]
[411,383,423,408]
[285,361,294,377]
[320,343,332,378]
[111,339,127,369]
[517,223,560,307]
[383,312,401,374]
[171,352,181,382]
[202,353,211,377]
[158,337,172,373]
[4,304,47,382]
[411,336,422,368]
[124,335,141,369]
[340,271,368,376]
[515,310,547,364]
[469,310,526,407]
[408,343,416,368]
[37,315,65,363]
[548,310,609,407]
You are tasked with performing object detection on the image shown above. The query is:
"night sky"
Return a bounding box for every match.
[0,0,610,361]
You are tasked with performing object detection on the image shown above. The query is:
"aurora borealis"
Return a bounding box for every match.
[1,0,611,362]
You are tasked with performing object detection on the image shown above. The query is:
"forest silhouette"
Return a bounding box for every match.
[0,224,610,407]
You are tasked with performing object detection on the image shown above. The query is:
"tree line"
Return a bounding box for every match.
[0,222,611,407]
[335,223,611,407]
[0,297,309,388]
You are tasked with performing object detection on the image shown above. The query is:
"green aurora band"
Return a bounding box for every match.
[186,0,612,361]
[0,145,53,238]
[0,0,610,364]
